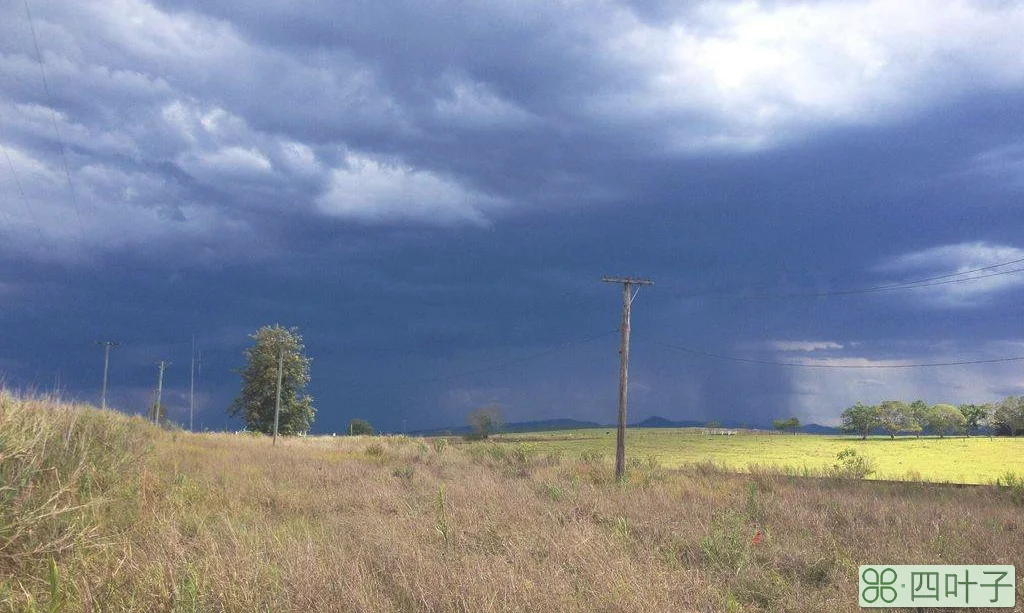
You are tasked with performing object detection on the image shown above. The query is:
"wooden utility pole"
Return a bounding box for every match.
[273,345,283,446]
[189,334,196,432]
[154,360,170,424]
[195,349,202,428]
[96,340,119,410]
[602,276,653,481]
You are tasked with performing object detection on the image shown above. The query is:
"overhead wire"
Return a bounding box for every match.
[0,115,46,244]
[647,338,1024,369]
[22,0,88,243]
[669,257,1024,300]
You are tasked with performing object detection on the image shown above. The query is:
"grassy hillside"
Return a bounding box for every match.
[1,391,1022,612]
[493,428,1024,484]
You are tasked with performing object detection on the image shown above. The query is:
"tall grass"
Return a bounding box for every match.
[2,391,1022,612]
[0,389,153,609]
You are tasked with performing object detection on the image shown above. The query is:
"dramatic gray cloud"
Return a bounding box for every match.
[3,0,1024,431]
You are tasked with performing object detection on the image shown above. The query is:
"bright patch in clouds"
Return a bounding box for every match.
[598,0,1024,150]
[317,153,501,224]
[433,73,535,128]
[878,242,1024,307]
[771,341,843,352]
[187,146,272,178]
[970,143,1024,190]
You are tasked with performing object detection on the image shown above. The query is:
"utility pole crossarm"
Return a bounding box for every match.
[601,276,654,286]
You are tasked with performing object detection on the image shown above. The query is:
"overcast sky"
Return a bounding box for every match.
[3,0,1024,432]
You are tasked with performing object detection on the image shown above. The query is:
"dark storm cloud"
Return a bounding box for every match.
[3,0,1024,431]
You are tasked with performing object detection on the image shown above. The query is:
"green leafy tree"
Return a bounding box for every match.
[230,325,315,435]
[348,418,374,436]
[907,399,929,437]
[957,403,989,436]
[993,396,1024,436]
[926,404,965,438]
[772,417,800,434]
[467,404,503,440]
[980,406,1000,437]
[840,402,879,440]
[876,399,911,439]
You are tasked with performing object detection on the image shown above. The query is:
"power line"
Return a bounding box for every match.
[870,257,1024,288]
[0,173,28,253]
[671,257,1024,301]
[764,265,1024,298]
[0,118,46,244]
[872,266,1024,291]
[647,339,1024,369]
[22,0,88,243]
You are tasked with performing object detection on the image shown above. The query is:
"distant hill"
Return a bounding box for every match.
[633,416,706,429]
[799,423,842,435]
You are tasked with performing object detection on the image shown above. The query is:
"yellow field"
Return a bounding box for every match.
[490,429,1024,484]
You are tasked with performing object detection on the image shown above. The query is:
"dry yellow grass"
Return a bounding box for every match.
[1,391,1022,612]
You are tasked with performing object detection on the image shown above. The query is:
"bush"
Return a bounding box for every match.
[993,471,1023,506]
[829,448,875,479]
[466,404,502,440]
[348,418,374,436]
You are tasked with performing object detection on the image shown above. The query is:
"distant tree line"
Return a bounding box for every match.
[839,397,1024,439]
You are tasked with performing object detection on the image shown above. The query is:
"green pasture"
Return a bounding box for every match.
[489,428,1024,484]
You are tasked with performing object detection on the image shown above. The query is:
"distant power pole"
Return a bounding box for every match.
[153,360,170,424]
[272,345,283,446]
[96,341,119,410]
[602,276,653,482]
[189,334,196,432]
[196,349,202,426]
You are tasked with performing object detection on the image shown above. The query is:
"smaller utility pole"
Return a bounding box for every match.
[196,349,202,424]
[272,345,283,446]
[153,360,170,424]
[189,334,196,432]
[602,276,653,482]
[96,341,119,410]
